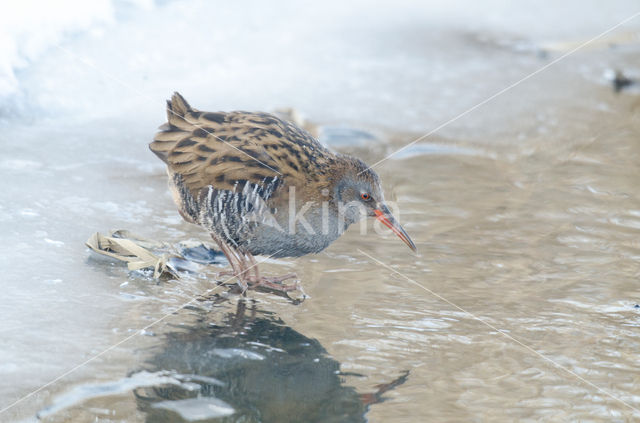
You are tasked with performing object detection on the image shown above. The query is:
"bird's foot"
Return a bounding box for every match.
[260,273,298,284]
[252,273,307,304]
[251,273,299,292]
[216,270,248,290]
[217,270,299,294]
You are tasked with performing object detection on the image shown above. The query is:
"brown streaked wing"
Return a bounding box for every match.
[163,110,335,198]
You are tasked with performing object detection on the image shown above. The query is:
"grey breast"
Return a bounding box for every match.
[242,203,348,258]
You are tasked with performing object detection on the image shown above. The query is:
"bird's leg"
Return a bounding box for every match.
[245,252,261,283]
[230,251,257,288]
[210,234,299,293]
[245,252,299,292]
[211,235,248,291]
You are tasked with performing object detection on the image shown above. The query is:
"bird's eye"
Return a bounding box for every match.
[361,193,371,201]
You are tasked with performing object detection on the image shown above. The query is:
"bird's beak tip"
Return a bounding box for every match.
[373,209,417,253]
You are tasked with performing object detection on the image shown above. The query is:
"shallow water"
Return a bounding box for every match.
[2,1,640,422]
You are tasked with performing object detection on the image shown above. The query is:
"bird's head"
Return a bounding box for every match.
[333,156,417,252]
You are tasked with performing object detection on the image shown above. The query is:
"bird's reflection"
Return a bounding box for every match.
[134,299,408,423]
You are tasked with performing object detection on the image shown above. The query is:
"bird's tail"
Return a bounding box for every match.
[166,91,192,122]
[149,92,195,163]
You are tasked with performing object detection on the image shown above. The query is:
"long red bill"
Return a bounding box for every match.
[374,209,417,252]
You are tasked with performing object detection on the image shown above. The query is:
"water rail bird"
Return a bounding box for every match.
[150,92,416,291]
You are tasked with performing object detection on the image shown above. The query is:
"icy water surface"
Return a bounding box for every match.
[2,1,640,422]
